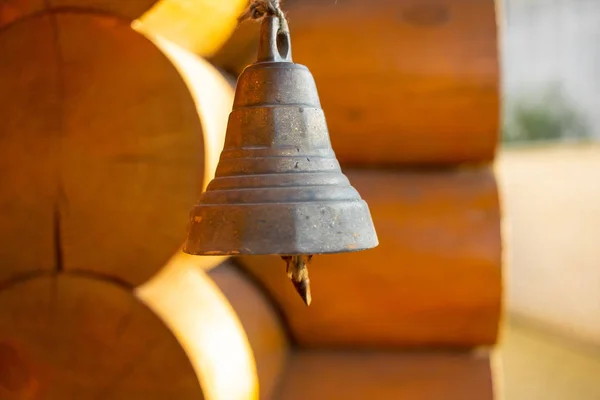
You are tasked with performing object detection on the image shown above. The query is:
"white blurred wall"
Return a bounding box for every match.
[497,144,600,346]
[501,0,600,138]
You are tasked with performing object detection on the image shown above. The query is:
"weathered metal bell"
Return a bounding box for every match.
[183,15,378,288]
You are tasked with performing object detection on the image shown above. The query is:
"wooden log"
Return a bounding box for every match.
[0,0,157,28]
[138,259,267,400]
[210,0,500,166]
[55,13,206,286]
[135,0,248,57]
[208,263,289,400]
[0,12,236,285]
[274,351,495,400]
[0,0,45,28]
[0,273,203,399]
[0,15,59,283]
[144,34,234,191]
[238,168,502,348]
[47,0,157,19]
[1,0,248,54]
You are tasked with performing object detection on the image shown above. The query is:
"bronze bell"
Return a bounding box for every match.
[183,15,378,304]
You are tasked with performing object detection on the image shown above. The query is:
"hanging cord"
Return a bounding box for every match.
[238,0,289,34]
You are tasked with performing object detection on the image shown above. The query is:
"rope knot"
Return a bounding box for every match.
[238,0,288,33]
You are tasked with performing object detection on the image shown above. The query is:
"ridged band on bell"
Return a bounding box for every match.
[183,16,378,256]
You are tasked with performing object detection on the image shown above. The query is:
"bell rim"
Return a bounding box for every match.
[183,200,379,256]
[181,242,379,257]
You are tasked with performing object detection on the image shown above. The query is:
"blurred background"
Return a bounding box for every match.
[499,0,600,398]
[0,0,599,399]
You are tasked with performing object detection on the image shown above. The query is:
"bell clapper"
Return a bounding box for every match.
[282,255,313,306]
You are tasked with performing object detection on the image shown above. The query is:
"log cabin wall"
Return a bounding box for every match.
[0,0,502,399]
[0,1,240,398]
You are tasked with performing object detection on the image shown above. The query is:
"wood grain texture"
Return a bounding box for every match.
[0,274,203,399]
[209,263,289,400]
[211,0,500,166]
[273,350,494,400]
[0,13,206,286]
[0,16,59,283]
[238,168,502,348]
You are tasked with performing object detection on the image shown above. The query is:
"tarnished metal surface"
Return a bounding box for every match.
[183,15,378,302]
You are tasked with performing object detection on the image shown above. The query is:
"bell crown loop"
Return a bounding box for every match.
[257,16,292,63]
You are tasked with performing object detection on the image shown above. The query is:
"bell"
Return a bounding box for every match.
[183,14,378,304]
